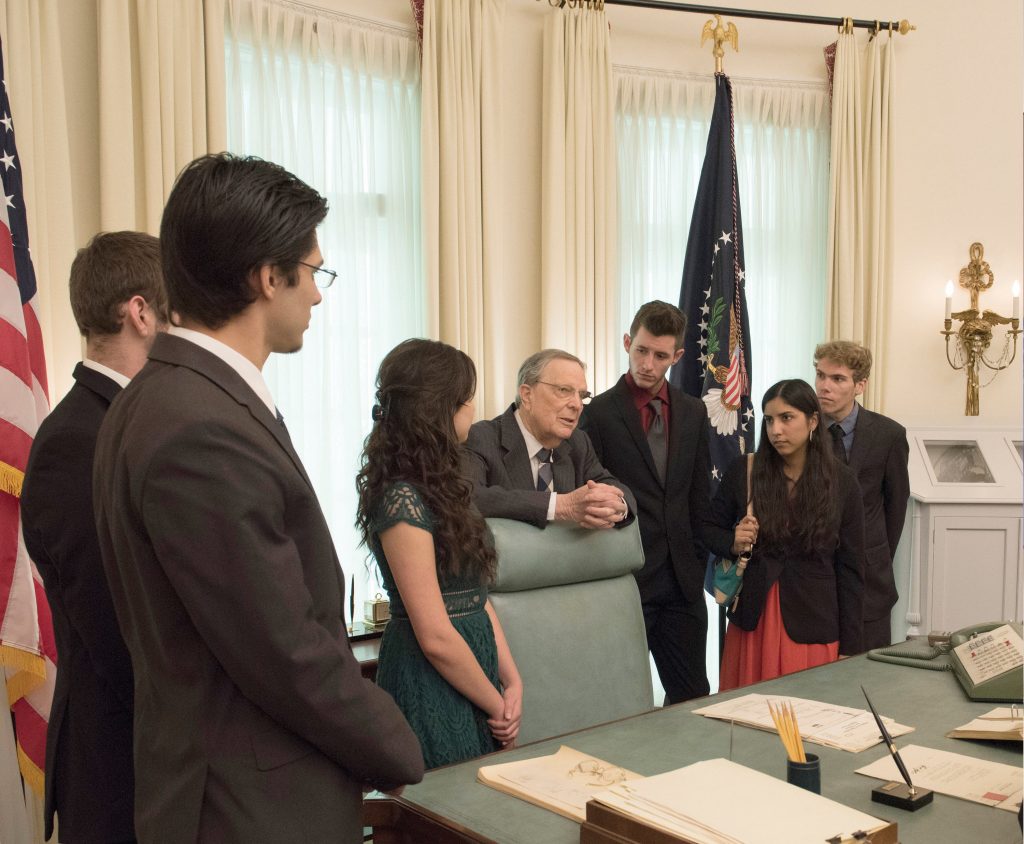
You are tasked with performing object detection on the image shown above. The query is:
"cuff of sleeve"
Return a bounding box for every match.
[546,492,557,521]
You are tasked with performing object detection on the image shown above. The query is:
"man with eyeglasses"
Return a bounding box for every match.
[580,301,712,704]
[92,153,423,844]
[462,349,635,530]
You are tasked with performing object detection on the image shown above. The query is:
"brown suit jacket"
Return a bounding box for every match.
[93,334,423,843]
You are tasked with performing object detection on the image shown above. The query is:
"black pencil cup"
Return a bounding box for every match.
[786,753,821,794]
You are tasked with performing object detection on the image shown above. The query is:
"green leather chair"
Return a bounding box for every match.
[487,518,654,745]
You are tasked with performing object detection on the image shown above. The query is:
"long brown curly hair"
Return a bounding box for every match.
[355,338,497,582]
[751,379,839,555]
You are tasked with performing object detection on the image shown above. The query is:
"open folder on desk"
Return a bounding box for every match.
[589,759,895,844]
[692,693,913,752]
[946,706,1023,742]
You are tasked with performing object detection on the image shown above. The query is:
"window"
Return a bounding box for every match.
[225,1,424,617]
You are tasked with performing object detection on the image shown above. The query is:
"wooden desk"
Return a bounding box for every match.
[365,655,1023,843]
[349,620,384,681]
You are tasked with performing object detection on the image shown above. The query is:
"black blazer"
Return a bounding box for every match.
[847,407,910,621]
[93,334,423,843]
[704,455,866,655]
[579,377,710,601]
[461,403,636,529]
[21,363,135,842]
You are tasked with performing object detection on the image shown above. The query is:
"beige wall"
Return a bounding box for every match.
[40,0,1024,430]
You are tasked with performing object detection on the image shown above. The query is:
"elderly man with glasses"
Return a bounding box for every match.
[462,349,635,530]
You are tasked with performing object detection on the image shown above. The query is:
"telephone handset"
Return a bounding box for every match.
[868,622,1024,702]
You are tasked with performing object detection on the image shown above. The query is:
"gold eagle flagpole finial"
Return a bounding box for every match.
[701,14,739,74]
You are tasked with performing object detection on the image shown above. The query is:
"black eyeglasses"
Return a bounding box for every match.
[536,381,592,405]
[296,260,338,289]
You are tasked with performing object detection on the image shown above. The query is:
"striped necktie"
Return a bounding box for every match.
[536,447,553,492]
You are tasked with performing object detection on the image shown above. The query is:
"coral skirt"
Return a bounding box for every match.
[719,582,839,692]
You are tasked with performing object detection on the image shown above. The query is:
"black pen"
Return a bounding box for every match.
[861,685,916,796]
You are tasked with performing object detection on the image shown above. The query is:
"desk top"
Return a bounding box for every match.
[373,656,1023,843]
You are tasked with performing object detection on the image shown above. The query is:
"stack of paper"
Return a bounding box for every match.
[477,745,643,822]
[947,707,1023,742]
[856,744,1024,811]
[595,758,891,844]
[692,693,913,752]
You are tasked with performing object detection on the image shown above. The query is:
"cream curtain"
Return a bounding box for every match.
[97,0,227,234]
[421,0,504,415]
[541,2,616,392]
[826,31,896,410]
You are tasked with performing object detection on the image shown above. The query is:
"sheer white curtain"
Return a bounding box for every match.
[224,0,424,614]
[616,68,830,405]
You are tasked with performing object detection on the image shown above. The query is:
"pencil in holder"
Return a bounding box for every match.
[786,753,820,794]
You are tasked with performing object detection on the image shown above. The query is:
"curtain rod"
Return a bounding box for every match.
[542,1,915,34]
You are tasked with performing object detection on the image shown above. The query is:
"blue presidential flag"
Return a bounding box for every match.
[671,72,754,492]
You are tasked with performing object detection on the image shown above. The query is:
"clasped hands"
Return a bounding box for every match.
[556,480,627,529]
[730,514,758,557]
[487,680,523,748]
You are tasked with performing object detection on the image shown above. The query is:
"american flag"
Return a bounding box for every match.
[0,36,56,797]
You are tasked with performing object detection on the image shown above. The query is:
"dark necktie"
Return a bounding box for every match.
[829,422,847,463]
[536,448,553,492]
[647,398,667,483]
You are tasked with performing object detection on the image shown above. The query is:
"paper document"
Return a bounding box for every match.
[952,624,1024,686]
[476,745,642,822]
[595,758,890,844]
[856,744,1023,812]
[693,693,913,752]
[947,706,1023,742]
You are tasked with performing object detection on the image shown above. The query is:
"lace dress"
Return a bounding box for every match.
[370,482,500,769]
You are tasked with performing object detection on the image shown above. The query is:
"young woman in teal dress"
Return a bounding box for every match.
[356,339,522,769]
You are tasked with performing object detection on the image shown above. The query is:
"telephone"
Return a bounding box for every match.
[868,621,1024,703]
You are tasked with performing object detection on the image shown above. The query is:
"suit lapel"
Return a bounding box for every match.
[847,405,872,472]
[612,378,662,486]
[148,334,314,490]
[499,405,537,490]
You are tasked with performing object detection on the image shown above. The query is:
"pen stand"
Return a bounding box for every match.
[871,781,934,811]
[786,753,820,794]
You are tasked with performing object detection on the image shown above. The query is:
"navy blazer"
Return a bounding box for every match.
[22,363,135,842]
[580,376,710,601]
[704,455,866,655]
[461,403,636,529]
[93,334,423,843]
[847,407,910,621]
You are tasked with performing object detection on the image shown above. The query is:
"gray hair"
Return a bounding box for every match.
[515,349,586,407]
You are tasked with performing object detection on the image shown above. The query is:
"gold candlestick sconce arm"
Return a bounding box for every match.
[941,243,1021,416]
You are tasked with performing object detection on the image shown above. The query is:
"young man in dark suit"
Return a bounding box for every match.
[462,349,635,530]
[92,154,424,843]
[580,302,712,703]
[22,232,167,843]
[815,340,910,650]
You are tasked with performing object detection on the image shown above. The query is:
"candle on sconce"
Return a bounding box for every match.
[1013,280,1020,320]
[944,280,954,319]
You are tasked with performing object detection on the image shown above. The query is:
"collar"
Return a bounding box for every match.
[514,408,552,458]
[827,400,859,436]
[82,358,131,389]
[168,326,277,417]
[625,371,670,406]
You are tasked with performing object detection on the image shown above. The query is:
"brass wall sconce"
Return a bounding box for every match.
[941,242,1020,416]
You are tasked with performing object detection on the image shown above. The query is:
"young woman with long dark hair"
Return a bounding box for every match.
[356,339,522,768]
[705,379,866,690]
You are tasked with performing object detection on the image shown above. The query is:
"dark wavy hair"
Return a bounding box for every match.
[356,339,496,582]
[752,379,839,555]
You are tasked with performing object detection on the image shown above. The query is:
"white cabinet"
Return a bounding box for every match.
[892,428,1022,639]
